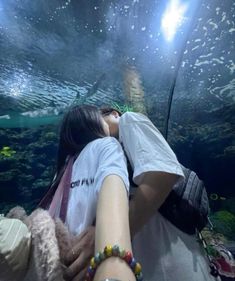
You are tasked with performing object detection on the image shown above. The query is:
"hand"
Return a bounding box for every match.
[63,226,95,281]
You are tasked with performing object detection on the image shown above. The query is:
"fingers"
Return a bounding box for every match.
[65,230,88,266]
[65,245,82,266]
[64,251,89,280]
[71,267,87,281]
[71,228,89,245]
[63,226,95,280]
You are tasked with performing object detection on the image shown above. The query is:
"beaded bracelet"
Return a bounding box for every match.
[85,245,143,281]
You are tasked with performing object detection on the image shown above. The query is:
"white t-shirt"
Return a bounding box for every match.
[119,112,184,185]
[65,137,129,235]
[119,112,218,281]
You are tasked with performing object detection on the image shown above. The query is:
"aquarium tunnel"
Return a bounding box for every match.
[0,0,234,261]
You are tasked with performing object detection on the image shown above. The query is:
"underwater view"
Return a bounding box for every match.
[0,0,234,279]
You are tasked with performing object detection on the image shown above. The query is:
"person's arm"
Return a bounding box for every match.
[119,113,184,237]
[64,138,134,281]
[94,175,135,281]
[129,171,180,236]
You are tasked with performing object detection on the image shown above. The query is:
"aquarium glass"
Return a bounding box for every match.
[0,0,234,258]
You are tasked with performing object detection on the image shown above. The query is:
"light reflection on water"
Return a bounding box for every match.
[0,0,234,122]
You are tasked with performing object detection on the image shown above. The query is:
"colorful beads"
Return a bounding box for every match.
[87,266,95,277]
[104,245,112,257]
[94,252,101,264]
[86,245,143,281]
[136,272,144,281]
[90,257,97,269]
[124,251,133,264]
[99,251,106,261]
[112,244,120,256]
[130,258,137,269]
[120,248,126,258]
[134,263,142,274]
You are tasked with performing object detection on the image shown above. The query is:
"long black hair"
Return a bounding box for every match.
[57,104,107,171]
[39,104,107,208]
[54,105,107,190]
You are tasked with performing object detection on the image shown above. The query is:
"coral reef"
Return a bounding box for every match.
[0,126,58,214]
[210,211,235,241]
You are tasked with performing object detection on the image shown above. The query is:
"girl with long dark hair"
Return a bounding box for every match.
[43,105,136,281]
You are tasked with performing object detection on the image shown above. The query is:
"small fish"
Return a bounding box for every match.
[0,146,16,157]
[210,193,226,201]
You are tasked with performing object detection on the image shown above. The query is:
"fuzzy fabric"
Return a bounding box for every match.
[54,218,74,264]
[6,206,74,281]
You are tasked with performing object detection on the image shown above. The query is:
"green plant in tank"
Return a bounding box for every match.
[111,102,134,114]
[210,210,235,241]
[44,132,57,141]
[0,146,16,158]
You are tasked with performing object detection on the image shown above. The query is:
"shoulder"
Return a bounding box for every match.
[89,137,122,152]
[120,112,149,124]
[78,137,124,165]
[94,136,120,146]
[92,137,126,165]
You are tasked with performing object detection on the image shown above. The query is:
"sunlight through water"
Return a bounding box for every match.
[161,0,188,41]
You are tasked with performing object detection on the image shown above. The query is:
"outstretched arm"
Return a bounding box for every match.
[64,138,133,281]
[94,174,135,281]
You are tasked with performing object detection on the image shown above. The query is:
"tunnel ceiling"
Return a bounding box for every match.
[0,0,234,127]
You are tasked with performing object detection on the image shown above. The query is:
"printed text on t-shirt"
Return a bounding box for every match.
[71,178,94,188]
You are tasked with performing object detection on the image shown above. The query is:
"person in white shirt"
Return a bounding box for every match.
[51,105,136,281]
[100,108,219,281]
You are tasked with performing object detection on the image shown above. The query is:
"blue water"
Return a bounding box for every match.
[0,0,234,243]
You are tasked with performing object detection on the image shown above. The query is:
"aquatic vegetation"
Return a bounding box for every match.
[0,127,57,214]
[213,211,235,222]
[111,102,134,114]
[0,169,20,182]
[200,227,235,278]
[210,211,235,241]
[201,228,227,244]
[0,146,16,158]
[44,132,57,141]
